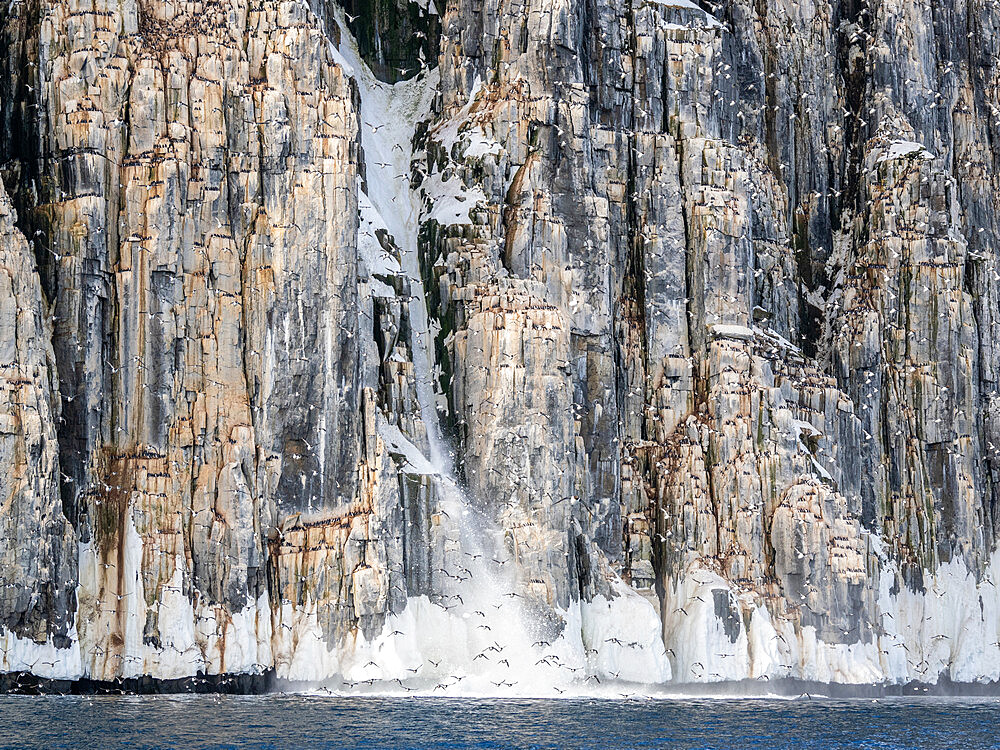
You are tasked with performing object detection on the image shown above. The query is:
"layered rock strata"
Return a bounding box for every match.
[1,0,1000,688]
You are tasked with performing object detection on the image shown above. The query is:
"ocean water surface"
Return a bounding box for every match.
[1,694,998,749]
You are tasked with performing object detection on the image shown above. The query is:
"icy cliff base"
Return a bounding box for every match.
[657,549,1000,686]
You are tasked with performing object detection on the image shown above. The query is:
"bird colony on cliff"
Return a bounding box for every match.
[2,0,1000,694]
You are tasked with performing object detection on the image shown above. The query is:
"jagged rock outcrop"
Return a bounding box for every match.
[2,0,1000,690]
[0,179,78,677]
[418,0,1000,682]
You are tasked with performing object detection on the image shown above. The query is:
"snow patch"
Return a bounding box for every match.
[463,131,504,160]
[878,139,935,163]
[0,626,82,679]
[648,0,723,29]
[410,0,438,15]
[580,580,672,683]
[358,184,403,278]
[421,170,488,226]
[431,76,484,155]
[369,277,397,299]
[377,416,440,475]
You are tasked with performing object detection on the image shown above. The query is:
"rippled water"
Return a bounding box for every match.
[2,694,999,749]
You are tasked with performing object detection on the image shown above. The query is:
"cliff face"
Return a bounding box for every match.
[1,0,1000,690]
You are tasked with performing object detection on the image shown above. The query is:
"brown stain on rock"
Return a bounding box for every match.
[94,450,135,564]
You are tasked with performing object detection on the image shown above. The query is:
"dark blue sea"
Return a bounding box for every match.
[1,695,998,749]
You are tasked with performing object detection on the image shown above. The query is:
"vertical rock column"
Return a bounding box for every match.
[31,0,372,681]
[0,183,79,679]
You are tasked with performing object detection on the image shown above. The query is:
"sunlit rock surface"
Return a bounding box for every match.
[2,0,1000,690]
